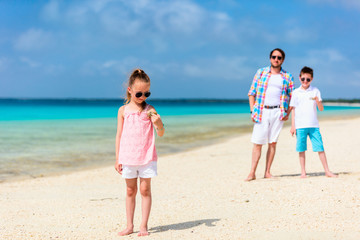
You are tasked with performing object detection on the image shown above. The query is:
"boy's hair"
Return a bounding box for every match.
[125,68,151,110]
[300,66,313,77]
[269,48,285,60]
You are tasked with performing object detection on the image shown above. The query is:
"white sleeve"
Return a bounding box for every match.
[290,91,297,107]
[317,89,322,101]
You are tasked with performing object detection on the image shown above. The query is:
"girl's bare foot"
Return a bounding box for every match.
[300,173,307,178]
[325,172,338,178]
[118,227,133,236]
[245,174,256,181]
[138,227,149,237]
[264,173,274,179]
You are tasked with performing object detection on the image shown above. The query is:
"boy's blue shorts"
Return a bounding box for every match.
[296,128,324,152]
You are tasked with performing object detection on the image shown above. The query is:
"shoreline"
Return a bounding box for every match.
[1,117,360,239]
[2,115,360,184]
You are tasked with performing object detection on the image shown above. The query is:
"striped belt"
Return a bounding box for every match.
[264,105,280,109]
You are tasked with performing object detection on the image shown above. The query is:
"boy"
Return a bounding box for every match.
[289,66,337,178]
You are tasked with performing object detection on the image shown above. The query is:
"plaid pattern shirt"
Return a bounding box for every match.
[248,66,294,123]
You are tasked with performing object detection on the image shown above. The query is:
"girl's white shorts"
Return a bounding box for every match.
[251,108,284,145]
[122,161,157,179]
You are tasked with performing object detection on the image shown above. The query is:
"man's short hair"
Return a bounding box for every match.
[269,48,285,60]
[300,66,314,77]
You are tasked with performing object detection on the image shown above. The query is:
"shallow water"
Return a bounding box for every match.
[1,99,360,182]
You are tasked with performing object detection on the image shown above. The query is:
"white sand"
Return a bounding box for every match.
[1,117,360,240]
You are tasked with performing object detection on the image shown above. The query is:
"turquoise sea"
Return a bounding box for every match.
[1,99,360,182]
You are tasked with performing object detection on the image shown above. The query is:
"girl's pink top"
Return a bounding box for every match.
[118,104,157,166]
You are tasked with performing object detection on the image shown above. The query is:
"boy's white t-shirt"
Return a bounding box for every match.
[290,86,322,129]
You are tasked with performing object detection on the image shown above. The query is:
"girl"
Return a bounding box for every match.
[115,69,165,237]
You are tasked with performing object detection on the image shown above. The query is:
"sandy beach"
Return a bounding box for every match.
[1,117,360,240]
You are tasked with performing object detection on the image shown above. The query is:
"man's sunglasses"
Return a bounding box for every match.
[300,78,311,82]
[271,56,282,60]
[135,91,151,98]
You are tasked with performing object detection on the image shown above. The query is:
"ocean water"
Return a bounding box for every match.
[1,99,360,182]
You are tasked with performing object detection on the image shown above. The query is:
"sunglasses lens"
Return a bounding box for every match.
[135,92,142,98]
[271,56,282,60]
[301,78,311,82]
[144,92,151,97]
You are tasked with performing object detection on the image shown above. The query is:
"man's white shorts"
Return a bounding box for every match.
[122,161,157,179]
[251,108,284,145]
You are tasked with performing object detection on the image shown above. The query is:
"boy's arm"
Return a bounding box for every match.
[315,97,324,111]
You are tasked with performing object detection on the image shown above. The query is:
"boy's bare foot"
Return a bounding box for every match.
[325,172,338,178]
[138,227,149,237]
[245,174,256,181]
[118,228,133,236]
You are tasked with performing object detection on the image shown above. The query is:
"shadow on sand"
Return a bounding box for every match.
[150,218,220,233]
[277,171,350,178]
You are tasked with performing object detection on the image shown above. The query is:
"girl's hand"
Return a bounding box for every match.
[151,113,163,129]
[115,162,122,175]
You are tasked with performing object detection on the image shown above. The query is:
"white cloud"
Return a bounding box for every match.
[285,27,317,43]
[20,57,41,68]
[0,57,10,72]
[80,57,140,76]
[308,49,347,63]
[41,0,60,21]
[14,29,53,51]
[307,0,360,10]
[183,56,251,81]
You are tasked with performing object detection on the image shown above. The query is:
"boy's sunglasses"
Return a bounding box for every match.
[301,78,311,82]
[135,91,151,98]
[271,55,282,60]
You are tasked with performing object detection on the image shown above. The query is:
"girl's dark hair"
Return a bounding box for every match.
[125,68,151,111]
[300,66,314,77]
[270,48,285,60]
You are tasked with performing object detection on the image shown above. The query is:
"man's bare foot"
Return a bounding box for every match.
[137,228,149,237]
[325,172,338,178]
[264,173,274,179]
[245,174,256,181]
[118,227,133,236]
[300,174,307,178]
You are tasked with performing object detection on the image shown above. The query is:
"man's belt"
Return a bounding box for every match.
[264,105,280,109]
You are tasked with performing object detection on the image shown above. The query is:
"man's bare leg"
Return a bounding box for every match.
[264,142,277,178]
[245,144,262,181]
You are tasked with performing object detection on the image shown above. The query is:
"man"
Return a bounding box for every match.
[245,48,294,181]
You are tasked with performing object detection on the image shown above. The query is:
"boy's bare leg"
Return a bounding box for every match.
[138,178,152,236]
[118,178,137,236]
[245,144,262,181]
[318,151,338,178]
[264,142,276,178]
[299,152,307,178]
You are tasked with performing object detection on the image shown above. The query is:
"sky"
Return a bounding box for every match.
[0,0,359,99]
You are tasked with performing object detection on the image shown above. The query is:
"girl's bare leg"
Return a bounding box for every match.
[138,178,152,236]
[118,178,138,236]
